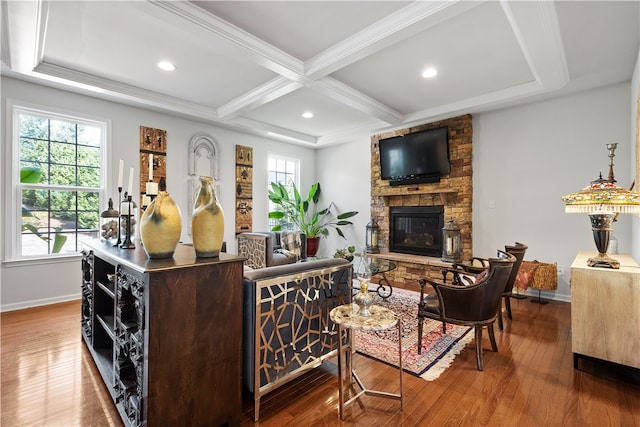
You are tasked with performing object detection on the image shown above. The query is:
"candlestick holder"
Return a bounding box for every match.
[115,187,123,246]
[120,195,136,249]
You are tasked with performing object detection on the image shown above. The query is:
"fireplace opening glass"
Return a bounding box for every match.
[389,206,444,257]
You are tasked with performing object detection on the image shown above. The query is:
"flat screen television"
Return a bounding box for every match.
[378,126,450,186]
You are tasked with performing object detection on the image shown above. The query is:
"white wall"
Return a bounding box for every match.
[1,76,315,311]
[319,83,633,302]
[474,83,632,302]
[631,47,640,262]
[315,139,371,257]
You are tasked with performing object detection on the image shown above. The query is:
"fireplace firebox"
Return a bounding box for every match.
[389,206,444,257]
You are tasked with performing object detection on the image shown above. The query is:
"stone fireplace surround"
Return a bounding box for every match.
[369,114,473,291]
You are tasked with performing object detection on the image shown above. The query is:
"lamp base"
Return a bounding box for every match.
[588,213,619,269]
[587,252,620,269]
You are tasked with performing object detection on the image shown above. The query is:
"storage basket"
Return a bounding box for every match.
[516,260,558,290]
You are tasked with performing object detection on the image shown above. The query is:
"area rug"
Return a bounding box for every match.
[354,286,473,381]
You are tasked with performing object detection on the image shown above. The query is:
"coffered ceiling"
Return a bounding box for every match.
[2,1,638,147]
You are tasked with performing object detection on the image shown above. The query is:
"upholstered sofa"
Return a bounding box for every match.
[242,257,352,421]
[238,231,307,268]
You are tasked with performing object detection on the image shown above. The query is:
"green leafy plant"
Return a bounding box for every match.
[20,166,67,253]
[268,182,358,238]
[333,245,356,261]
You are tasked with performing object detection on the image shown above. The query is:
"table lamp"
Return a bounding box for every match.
[561,143,640,268]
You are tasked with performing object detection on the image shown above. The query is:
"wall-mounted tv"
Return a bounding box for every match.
[378,126,450,186]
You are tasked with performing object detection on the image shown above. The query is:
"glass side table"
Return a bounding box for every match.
[329,304,403,420]
[353,254,397,299]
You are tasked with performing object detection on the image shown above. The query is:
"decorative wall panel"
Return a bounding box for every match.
[139,126,167,211]
[235,145,253,234]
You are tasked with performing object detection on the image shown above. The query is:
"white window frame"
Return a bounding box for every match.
[5,100,109,264]
[267,153,300,229]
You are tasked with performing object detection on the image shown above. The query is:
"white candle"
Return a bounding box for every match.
[127,167,134,196]
[148,154,153,181]
[120,201,130,215]
[146,181,158,196]
[117,159,124,188]
[142,195,151,207]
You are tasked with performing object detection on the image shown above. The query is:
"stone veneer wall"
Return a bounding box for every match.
[370,114,473,291]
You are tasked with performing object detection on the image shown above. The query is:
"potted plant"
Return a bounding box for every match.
[268,182,358,256]
[333,245,356,262]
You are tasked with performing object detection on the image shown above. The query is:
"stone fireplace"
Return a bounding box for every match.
[369,114,473,290]
[389,206,444,257]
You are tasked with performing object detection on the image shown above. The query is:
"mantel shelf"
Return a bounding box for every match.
[372,186,457,202]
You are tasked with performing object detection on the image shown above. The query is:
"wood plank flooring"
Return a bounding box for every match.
[2,297,639,426]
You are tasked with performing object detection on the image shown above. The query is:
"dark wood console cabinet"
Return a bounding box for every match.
[81,239,244,426]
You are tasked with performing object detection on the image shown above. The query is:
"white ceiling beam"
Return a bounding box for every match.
[151,0,305,82]
[35,61,222,120]
[500,0,569,91]
[3,0,46,73]
[304,0,485,80]
[229,116,318,146]
[217,77,303,120]
[309,76,404,126]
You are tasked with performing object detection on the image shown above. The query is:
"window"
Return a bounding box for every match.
[267,155,299,229]
[12,104,105,259]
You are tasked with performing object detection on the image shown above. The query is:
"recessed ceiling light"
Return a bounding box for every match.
[422,67,438,78]
[302,111,314,119]
[157,61,176,72]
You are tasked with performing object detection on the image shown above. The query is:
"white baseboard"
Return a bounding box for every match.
[1,293,81,312]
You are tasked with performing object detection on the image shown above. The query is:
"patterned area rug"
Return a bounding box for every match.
[354,286,473,381]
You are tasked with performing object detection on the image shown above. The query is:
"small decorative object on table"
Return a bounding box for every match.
[353,251,397,300]
[119,194,137,249]
[191,176,225,258]
[140,191,182,258]
[334,245,356,262]
[353,252,379,316]
[100,198,119,245]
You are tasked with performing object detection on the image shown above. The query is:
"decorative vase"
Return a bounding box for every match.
[191,176,225,258]
[140,191,182,258]
[354,281,375,317]
[306,236,320,257]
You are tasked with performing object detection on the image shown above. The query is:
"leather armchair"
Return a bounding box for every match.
[498,242,528,330]
[417,250,516,371]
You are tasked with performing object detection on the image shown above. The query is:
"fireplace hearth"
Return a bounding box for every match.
[389,206,444,257]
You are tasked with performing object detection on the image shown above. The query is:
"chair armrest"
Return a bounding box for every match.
[441,267,478,286]
[238,232,275,268]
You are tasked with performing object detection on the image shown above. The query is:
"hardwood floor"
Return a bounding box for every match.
[2,298,639,426]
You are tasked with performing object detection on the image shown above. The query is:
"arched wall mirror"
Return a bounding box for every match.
[187,133,220,234]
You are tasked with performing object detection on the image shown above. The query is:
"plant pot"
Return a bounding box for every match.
[306,236,320,257]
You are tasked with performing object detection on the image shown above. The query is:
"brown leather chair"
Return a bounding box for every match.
[498,242,528,330]
[417,250,516,371]
[443,242,527,331]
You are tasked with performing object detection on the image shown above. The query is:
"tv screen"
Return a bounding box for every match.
[378,126,450,185]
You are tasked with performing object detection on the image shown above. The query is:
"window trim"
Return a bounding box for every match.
[267,153,300,229]
[5,99,110,263]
